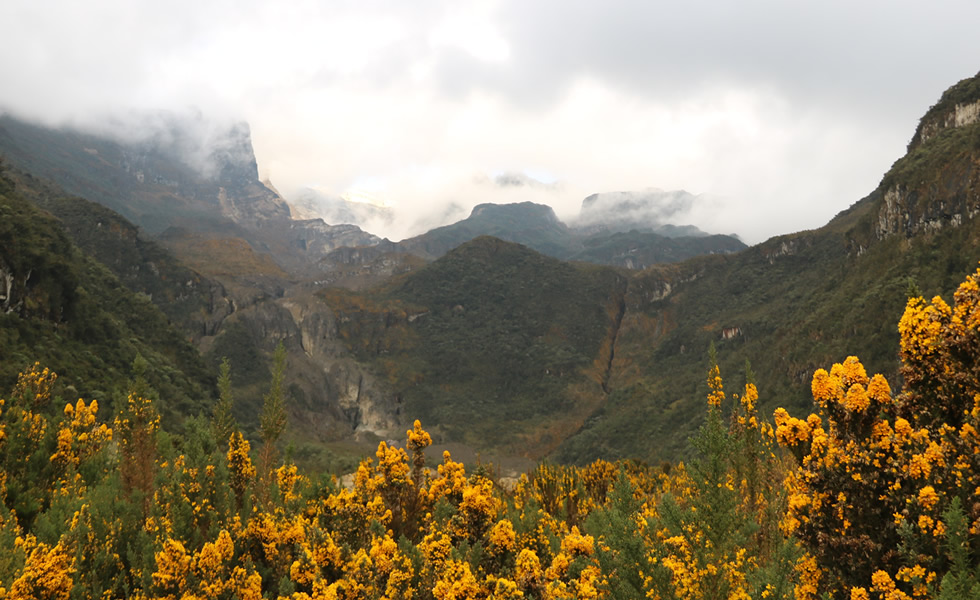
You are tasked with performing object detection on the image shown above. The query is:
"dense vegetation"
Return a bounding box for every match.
[557,219,978,463]
[2,264,979,598]
[8,169,231,339]
[316,197,980,466]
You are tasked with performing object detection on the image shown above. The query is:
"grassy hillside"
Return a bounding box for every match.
[557,219,978,463]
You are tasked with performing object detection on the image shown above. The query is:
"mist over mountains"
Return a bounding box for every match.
[283,174,730,246]
[1,105,737,249]
[572,189,713,236]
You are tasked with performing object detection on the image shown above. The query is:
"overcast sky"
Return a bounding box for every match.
[2,1,979,243]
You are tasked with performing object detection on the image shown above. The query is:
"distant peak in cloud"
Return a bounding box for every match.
[573,188,704,232]
[288,186,394,229]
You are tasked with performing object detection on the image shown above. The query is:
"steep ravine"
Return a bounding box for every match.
[601,289,628,394]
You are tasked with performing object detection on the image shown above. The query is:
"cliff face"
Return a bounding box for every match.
[875,72,980,240]
[875,174,980,240]
[115,115,292,227]
[0,113,292,233]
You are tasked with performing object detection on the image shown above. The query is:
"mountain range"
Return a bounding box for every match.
[1,69,978,469]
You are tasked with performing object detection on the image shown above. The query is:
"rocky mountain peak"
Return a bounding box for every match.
[206,120,260,185]
[468,201,563,225]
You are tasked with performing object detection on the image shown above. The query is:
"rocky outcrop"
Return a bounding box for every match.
[721,326,741,340]
[912,98,980,150]
[875,180,978,240]
[762,238,802,264]
[287,220,381,257]
[0,264,18,314]
[114,114,292,227]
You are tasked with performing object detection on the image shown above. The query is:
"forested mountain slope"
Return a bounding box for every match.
[393,201,746,269]
[0,163,215,425]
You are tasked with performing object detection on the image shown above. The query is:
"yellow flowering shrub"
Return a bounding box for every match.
[4,537,74,600]
[515,548,542,592]
[774,265,980,596]
[115,390,160,514]
[635,359,799,600]
[48,398,113,499]
[227,431,256,509]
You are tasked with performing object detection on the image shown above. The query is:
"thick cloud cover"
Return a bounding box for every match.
[1,0,978,242]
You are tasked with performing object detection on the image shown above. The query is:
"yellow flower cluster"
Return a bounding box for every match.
[0,360,802,600]
[560,526,594,557]
[50,398,112,471]
[916,485,939,510]
[150,531,263,600]
[898,296,948,362]
[707,364,725,409]
[407,419,432,454]
[277,463,304,504]
[774,409,811,446]
[488,519,517,552]
[13,362,57,409]
[227,431,256,505]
